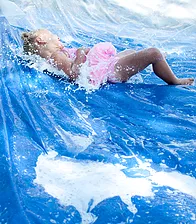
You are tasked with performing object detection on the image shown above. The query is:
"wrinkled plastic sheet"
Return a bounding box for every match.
[0,4,196,224]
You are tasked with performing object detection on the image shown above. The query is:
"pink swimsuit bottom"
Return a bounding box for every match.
[63,42,119,85]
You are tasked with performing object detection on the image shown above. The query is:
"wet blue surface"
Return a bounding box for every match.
[0,10,196,224]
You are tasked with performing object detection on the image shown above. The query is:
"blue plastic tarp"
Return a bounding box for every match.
[0,5,196,223]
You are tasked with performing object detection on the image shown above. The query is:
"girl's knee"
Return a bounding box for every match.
[147,48,164,62]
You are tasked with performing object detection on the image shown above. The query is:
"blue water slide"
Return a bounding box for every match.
[0,1,196,223]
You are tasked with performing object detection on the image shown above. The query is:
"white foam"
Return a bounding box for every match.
[76,61,102,93]
[150,171,196,197]
[19,52,68,80]
[34,151,196,222]
[34,151,153,222]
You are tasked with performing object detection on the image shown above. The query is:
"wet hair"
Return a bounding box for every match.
[21,31,38,54]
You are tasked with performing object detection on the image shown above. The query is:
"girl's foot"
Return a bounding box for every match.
[174,78,194,85]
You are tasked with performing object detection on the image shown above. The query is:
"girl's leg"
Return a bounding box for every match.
[115,48,194,85]
[115,49,135,58]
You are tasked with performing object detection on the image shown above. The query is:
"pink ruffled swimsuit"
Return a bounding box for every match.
[62,42,119,85]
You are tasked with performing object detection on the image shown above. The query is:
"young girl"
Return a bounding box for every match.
[21,29,194,86]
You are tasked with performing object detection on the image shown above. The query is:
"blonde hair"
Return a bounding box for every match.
[21,31,38,54]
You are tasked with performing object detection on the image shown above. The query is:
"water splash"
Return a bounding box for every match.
[34,151,196,223]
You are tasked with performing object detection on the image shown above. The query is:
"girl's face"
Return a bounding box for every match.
[36,29,63,47]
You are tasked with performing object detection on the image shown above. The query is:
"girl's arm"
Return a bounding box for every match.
[71,48,90,79]
[50,47,90,81]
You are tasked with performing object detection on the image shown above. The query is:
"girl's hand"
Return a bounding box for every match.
[76,47,90,56]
